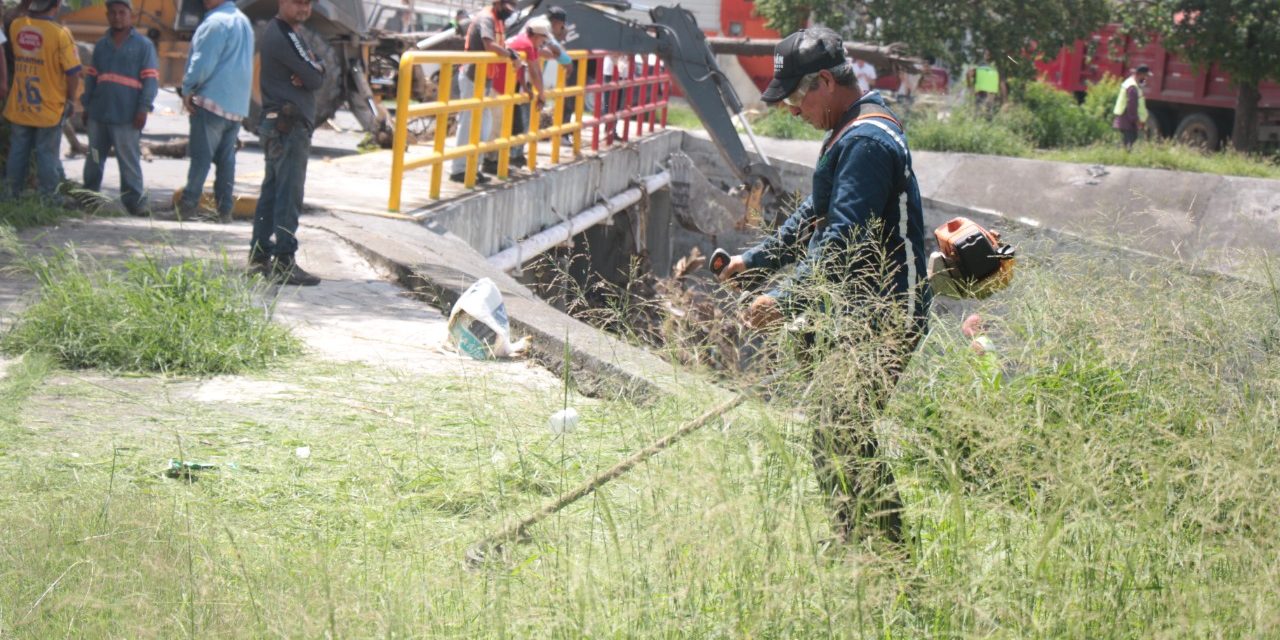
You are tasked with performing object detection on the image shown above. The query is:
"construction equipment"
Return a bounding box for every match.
[927,216,1016,299]
[506,0,784,220]
[63,0,396,146]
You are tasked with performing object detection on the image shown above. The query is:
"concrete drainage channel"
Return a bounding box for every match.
[317,130,1270,401]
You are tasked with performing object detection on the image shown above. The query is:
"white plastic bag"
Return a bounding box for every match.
[447,278,530,359]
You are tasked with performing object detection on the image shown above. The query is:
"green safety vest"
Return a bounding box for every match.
[974,65,999,93]
[1112,76,1149,122]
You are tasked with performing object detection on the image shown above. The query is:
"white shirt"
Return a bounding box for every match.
[852,59,877,94]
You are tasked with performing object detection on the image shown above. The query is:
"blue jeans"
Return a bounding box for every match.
[510,102,529,160]
[83,119,146,214]
[180,106,241,215]
[6,122,63,198]
[251,119,311,257]
[451,73,498,174]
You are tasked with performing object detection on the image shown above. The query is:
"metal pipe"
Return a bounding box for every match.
[487,170,671,272]
[737,112,771,167]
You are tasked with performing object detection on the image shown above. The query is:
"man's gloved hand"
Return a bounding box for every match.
[133,111,148,130]
[744,294,783,329]
[62,102,75,123]
[716,254,748,282]
[505,47,520,61]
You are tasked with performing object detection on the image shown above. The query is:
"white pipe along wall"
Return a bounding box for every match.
[487,170,671,273]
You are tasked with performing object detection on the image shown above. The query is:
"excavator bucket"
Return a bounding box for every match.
[668,152,753,235]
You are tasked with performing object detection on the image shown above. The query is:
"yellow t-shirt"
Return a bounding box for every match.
[4,16,82,128]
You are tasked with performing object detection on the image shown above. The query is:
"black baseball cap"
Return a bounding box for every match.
[1135,64,1151,74]
[547,5,567,21]
[761,27,848,104]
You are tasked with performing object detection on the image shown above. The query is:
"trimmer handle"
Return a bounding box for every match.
[709,248,731,276]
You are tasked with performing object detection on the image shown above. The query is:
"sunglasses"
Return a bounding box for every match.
[782,73,822,108]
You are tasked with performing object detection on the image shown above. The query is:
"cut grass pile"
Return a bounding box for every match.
[1,238,298,375]
[1,230,1279,636]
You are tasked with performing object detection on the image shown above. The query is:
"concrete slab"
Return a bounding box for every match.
[309,211,725,402]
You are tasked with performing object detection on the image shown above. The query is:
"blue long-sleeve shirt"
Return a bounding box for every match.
[81,29,159,125]
[181,0,253,119]
[742,92,930,326]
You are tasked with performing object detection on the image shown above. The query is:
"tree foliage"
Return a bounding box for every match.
[751,0,1111,81]
[1119,0,1280,88]
[751,0,847,37]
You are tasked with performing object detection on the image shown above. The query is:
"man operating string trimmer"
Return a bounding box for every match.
[717,27,930,545]
[470,26,960,561]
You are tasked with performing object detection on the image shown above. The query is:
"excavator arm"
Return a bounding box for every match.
[512,0,783,221]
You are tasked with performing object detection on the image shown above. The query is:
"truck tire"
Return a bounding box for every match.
[1145,108,1171,139]
[245,21,343,134]
[1175,113,1220,149]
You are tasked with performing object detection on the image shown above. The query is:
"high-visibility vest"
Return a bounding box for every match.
[465,8,506,83]
[974,65,999,93]
[1112,76,1149,122]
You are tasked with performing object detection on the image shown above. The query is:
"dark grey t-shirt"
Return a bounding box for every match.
[464,11,497,81]
[259,18,326,127]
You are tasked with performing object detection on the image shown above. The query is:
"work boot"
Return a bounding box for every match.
[449,171,490,184]
[272,254,321,287]
[510,156,527,168]
[481,158,499,174]
[246,251,273,279]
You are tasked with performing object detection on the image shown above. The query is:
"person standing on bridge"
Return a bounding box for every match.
[502,17,565,167]
[718,27,930,546]
[80,0,159,217]
[450,0,520,184]
[248,0,325,286]
[1113,64,1149,151]
[177,0,253,222]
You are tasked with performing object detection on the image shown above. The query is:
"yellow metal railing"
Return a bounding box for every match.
[388,50,590,212]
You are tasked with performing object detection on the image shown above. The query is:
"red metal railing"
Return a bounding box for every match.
[581,51,671,151]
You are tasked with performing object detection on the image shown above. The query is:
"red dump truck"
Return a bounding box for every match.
[1036,24,1280,148]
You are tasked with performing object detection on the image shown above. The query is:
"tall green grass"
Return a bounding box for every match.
[1042,141,1280,178]
[908,108,1035,156]
[1,231,1279,635]
[748,107,825,141]
[0,197,85,230]
[1,245,299,375]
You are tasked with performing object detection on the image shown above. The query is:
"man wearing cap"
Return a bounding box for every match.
[177,0,253,222]
[4,0,80,200]
[718,27,929,545]
[81,0,159,216]
[450,0,520,184]
[1113,64,1150,150]
[248,0,325,286]
[546,5,578,137]
[502,18,568,167]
